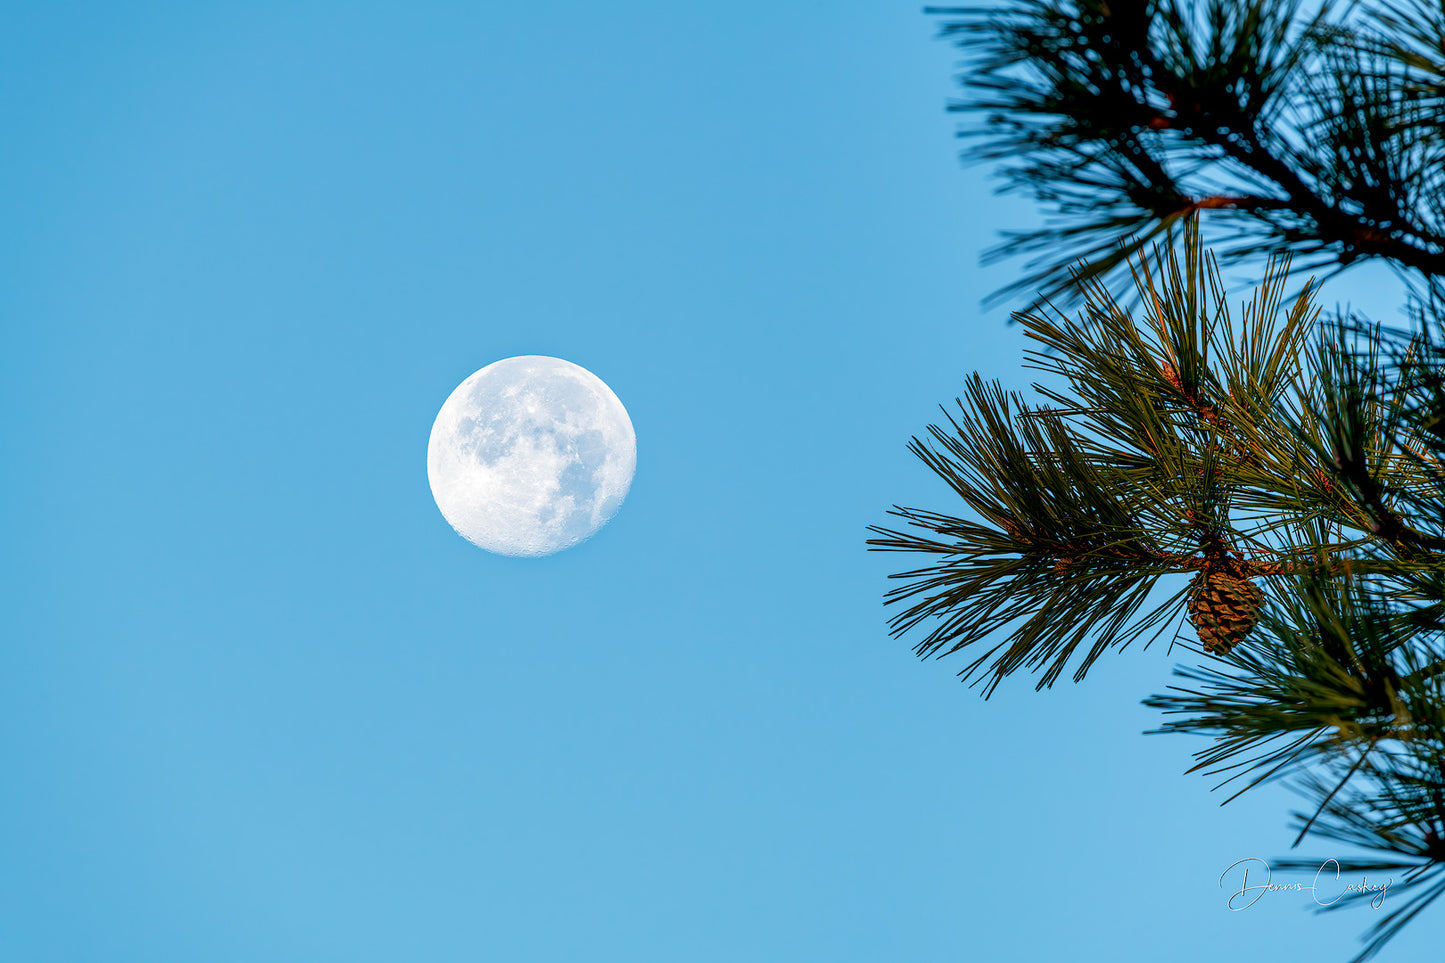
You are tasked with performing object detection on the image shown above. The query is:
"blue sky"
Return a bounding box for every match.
[2,2,1431,960]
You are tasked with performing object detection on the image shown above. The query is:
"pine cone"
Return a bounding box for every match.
[1187,569,1265,655]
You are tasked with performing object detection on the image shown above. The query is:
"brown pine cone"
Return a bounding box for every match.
[1187,569,1265,655]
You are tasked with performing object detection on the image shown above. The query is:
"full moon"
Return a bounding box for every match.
[427,356,637,556]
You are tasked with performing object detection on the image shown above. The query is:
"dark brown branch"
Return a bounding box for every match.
[1128,29,1445,278]
[1334,447,1445,552]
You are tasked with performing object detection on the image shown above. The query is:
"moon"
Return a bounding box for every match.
[427,356,636,556]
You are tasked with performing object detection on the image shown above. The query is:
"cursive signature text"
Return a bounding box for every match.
[1220,857,1391,910]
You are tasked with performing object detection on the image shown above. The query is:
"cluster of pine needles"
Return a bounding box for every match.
[870,219,1445,960]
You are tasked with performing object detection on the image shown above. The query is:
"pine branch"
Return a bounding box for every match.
[1146,568,1445,794]
[890,4,1445,957]
[869,374,1191,694]
[1273,747,1445,962]
[1313,311,1445,556]
[871,222,1408,691]
[1352,0,1445,141]
[927,0,1445,309]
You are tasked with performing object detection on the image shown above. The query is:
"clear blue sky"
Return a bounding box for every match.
[2,2,1430,960]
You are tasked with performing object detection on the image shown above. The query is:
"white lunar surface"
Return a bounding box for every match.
[427,356,636,556]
